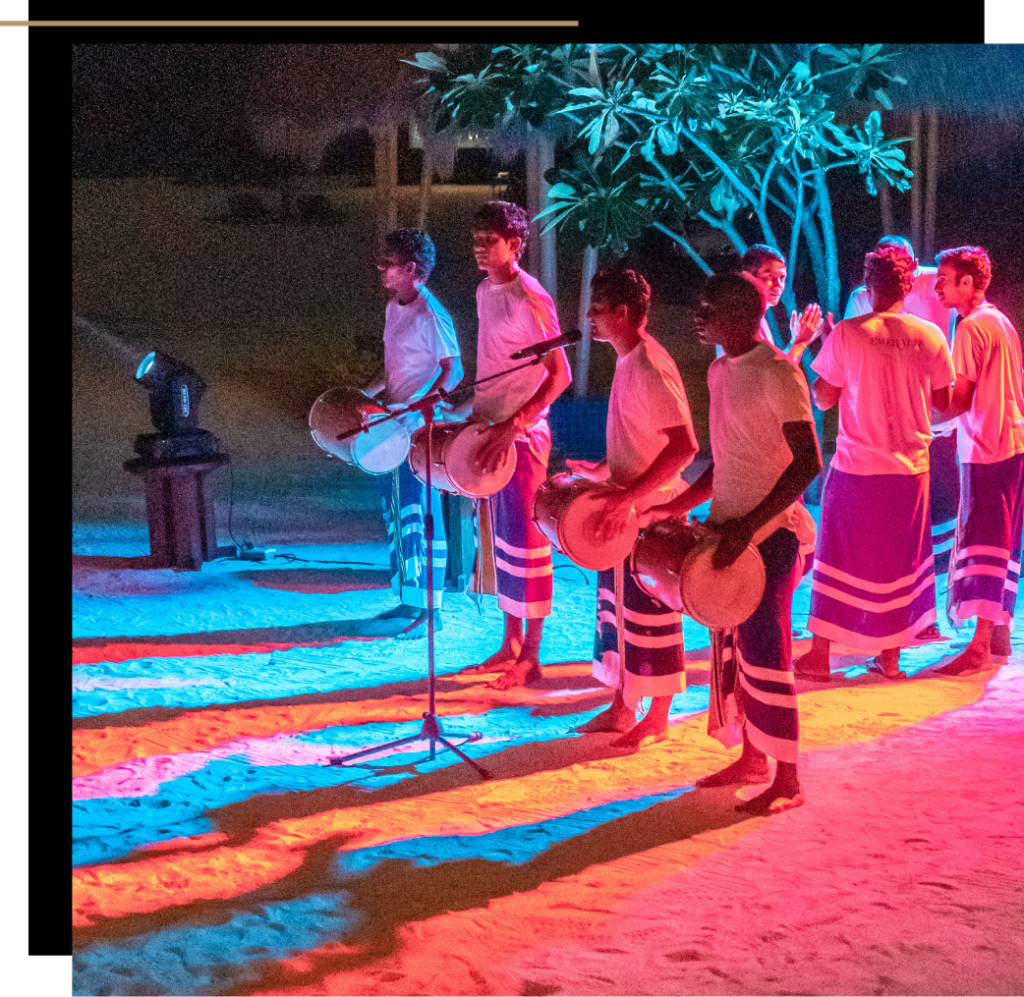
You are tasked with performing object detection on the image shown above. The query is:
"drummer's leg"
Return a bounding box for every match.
[376,467,421,621]
[733,529,804,814]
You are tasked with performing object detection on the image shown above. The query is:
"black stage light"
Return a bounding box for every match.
[124,351,233,569]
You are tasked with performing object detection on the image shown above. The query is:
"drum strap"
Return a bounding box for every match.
[614,560,626,696]
[469,498,499,598]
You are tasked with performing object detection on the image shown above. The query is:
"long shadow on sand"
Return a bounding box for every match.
[71,661,609,730]
[73,769,750,986]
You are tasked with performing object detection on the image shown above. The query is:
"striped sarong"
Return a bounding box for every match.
[484,424,553,618]
[947,453,1024,630]
[930,430,960,574]
[709,528,800,762]
[809,468,935,652]
[378,461,446,609]
[593,562,685,710]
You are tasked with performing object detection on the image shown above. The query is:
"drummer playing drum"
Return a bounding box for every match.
[364,229,463,639]
[572,268,699,749]
[460,201,572,689]
[646,273,821,814]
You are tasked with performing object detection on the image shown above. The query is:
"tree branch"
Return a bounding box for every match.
[653,221,714,275]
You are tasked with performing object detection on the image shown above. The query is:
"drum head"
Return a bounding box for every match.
[353,417,410,474]
[680,539,766,629]
[447,423,516,498]
[309,387,387,461]
[560,488,637,572]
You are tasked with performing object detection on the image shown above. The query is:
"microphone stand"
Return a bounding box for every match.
[327,389,493,779]
[325,341,578,779]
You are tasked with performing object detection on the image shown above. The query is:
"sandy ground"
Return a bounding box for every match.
[71,518,1024,997]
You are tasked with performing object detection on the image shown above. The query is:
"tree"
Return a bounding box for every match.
[408,43,912,396]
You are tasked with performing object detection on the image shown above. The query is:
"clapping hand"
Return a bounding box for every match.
[789,304,834,347]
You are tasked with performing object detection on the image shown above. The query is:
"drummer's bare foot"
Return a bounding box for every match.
[697,734,771,787]
[488,658,543,690]
[736,762,804,815]
[461,642,521,674]
[375,604,422,621]
[610,695,673,750]
[990,624,1011,657]
[578,690,635,734]
[395,609,442,641]
[793,635,831,681]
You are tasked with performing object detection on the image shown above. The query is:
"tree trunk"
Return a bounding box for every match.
[372,123,399,238]
[879,182,893,236]
[418,143,433,229]
[812,167,840,316]
[924,110,939,261]
[574,245,599,399]
[526,132,558,300]
[910,112,922,251]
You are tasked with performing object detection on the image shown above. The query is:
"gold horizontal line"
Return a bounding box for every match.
[0,20,580,27]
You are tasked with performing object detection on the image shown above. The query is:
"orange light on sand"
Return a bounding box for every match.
[72,672,988,929]
[72,664,601,777]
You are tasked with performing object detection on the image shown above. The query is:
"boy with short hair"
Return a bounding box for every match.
[648,272,822,814]
[461,201,572,688]
[570,268,699,748]
[932,246,1024,675]
[368,228,463,638]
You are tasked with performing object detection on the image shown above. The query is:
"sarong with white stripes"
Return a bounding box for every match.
[378,461,446,610]
[947,453,1024,630]
[592,562,685,710]
[709,528,800,763]
[485,424,553,618]
[930,430,960,574]
[809,468,935,651]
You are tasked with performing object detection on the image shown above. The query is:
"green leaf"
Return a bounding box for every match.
[401,51,448,73]
[545,182,578,199]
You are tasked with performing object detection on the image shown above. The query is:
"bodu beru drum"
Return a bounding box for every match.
[630,519,766,629]
[308,387,410,474]
[533,473,639,572]
[408,421,517,499]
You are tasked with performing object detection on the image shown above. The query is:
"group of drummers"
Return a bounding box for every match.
[312,199,1024,817]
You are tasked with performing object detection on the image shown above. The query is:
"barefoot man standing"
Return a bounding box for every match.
[932,246,1024,676]
[461,201,572,689]
[572,269,698,749]
[647,273,821,814]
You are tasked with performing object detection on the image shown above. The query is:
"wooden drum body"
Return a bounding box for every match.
[409,422,517,498]
[309,387,410,474]
[533,473,638,572]
[631,519,766,628]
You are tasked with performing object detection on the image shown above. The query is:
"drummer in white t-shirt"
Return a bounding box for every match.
[647,273,822,815]
[365,229,463,638]
[568,268,699,748]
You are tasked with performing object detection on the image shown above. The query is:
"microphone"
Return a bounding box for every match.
[509,328,583,360]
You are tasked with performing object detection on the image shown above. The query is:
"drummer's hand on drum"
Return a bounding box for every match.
[711,517,755,570]
[565,458,610,483]
[593,491,637,545]
[476,419,519,475]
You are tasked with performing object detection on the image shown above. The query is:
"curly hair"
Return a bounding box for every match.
[935,245,992,294]
[473,200,530,258]
[863,243,916,300]
[382,228,436,281]
[590,267,652,323]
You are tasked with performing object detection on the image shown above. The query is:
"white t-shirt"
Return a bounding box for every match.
[708,342,816,525]
[472,268,568,426]
[951,301,1024,464]
[715,316,775,358]
[607,332,694,512]
[812,310,954,476]
[844,266,955,342]
[382,286,460,431]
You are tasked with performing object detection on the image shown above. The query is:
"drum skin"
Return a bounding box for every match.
[308,387,410,474]
[533,473,638,572]
[409,422,517,498]
[631,519,766,628]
